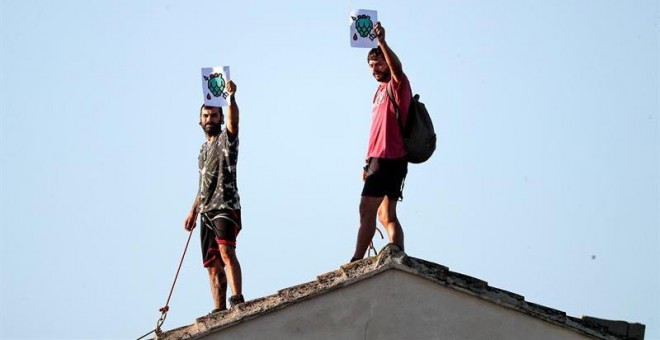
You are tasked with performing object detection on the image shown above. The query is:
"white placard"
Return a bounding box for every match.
[201,66,231,107]
[350,9,378,48]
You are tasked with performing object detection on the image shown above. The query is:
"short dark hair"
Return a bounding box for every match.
[199,104,223,118]
[367,46,384,62]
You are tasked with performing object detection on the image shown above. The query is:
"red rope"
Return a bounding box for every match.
[137,229,194,339]
[160,229,194,314]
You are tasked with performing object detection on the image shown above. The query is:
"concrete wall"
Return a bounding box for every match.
[201,270,590,340]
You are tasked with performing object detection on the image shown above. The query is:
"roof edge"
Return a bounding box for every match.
[155,244,645,340]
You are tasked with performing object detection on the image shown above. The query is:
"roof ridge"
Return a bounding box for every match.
[155,245,644,340]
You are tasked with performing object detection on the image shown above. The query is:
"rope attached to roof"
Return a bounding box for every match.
[137,229,194,340]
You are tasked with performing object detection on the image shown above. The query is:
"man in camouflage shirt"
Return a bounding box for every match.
[184,80,244,312]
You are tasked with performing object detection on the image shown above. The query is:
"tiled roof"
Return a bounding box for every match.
[155,244,645,340]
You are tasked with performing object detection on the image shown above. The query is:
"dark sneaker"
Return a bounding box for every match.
[211,307,226,314]
[229,294,244,307]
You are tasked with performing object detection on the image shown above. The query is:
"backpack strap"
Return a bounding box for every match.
[387,84,410,196]
[386,83,405,137]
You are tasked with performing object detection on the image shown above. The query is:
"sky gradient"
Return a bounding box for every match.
[1,1,658,339]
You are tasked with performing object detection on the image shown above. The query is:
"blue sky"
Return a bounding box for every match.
[1,1,658,339]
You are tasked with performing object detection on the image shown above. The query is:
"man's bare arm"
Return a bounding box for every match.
[184,195,199,231]
[226,80,239,138]
[374,22,403,85]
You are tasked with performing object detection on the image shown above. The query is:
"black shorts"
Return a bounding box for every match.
[361,157,408,200]
[200,209,242,267]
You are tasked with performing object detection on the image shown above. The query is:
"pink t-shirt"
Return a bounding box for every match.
[366,73,412,159]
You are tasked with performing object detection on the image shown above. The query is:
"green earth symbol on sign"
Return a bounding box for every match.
[354,15,373,38]
[204,73,225,99]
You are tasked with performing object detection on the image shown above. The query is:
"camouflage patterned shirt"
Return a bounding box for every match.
[197,130,241,213]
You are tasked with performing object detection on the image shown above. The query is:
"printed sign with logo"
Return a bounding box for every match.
[350,9,378,48]
[201,66,230,107]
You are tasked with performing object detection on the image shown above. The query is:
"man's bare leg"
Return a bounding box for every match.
[377,196,404,251]
[220,245,243,306]
[207,260,227,311]
[353,195,385,260]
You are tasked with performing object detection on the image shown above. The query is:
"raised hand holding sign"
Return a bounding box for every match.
[350,9,378,48]
[201,66,231,107]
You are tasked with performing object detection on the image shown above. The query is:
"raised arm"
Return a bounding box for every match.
[374,22,403,85]
[226,80,239,138]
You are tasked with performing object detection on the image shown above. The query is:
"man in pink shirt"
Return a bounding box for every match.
[351,21,413,262]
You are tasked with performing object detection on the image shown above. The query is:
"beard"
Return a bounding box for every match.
[203,122,222,136]
[373,68,391,82]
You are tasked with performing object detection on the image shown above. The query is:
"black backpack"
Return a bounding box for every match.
[386,85,437,163]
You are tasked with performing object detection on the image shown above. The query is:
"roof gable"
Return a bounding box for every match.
[156,245,645,340]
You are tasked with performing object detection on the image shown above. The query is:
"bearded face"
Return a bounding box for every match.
[368,57,391,83]
[373,66,391,82]
[203,121,222,136]
[200,106,223,136]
